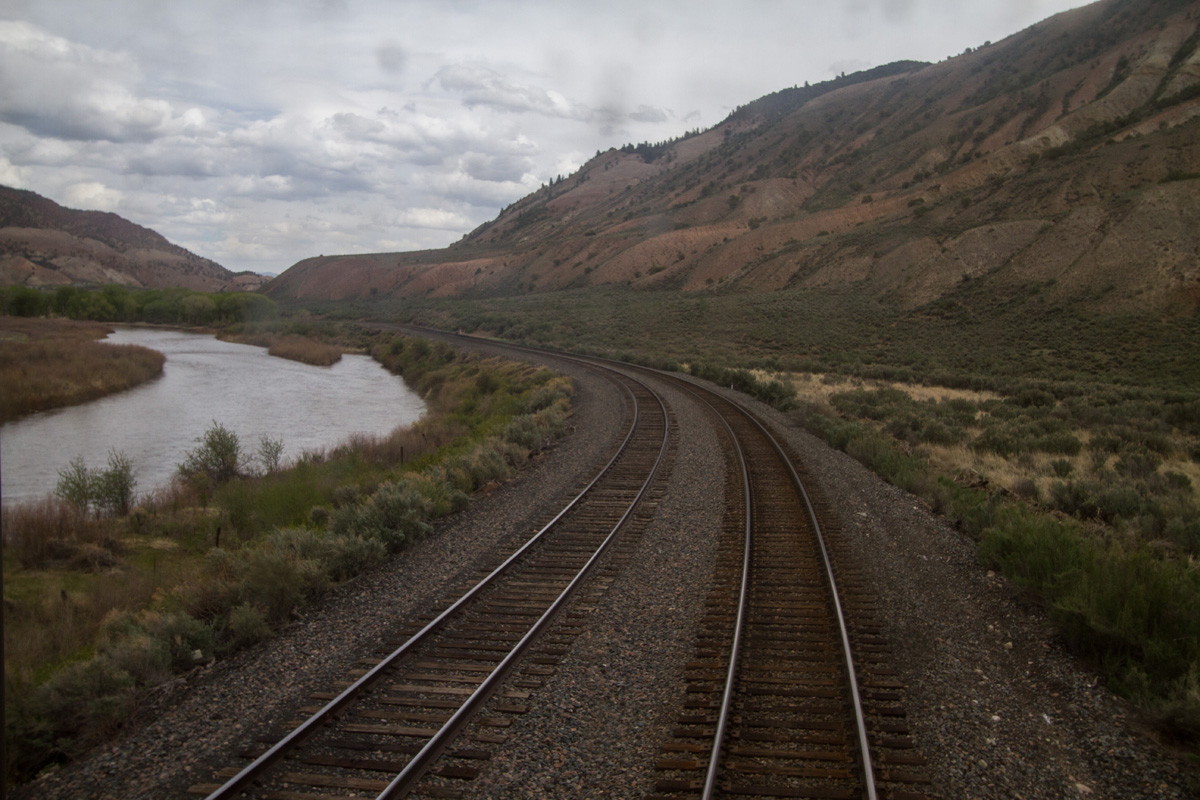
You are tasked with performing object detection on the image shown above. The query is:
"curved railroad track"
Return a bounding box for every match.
[190,368,672,799]
[190,330,931,800]
[408,331,933,799]
[635,374,932,800]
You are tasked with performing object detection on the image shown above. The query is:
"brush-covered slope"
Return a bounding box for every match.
[269,0,1200,314]
[0,186,260,292]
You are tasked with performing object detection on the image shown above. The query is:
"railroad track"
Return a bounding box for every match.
[190,370,671,799]
[640,375,933,800]
[399,328,933,799]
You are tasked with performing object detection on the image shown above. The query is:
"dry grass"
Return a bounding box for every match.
[1,497,201,685]
[0,316,165,423]
[340,417,470,466]
[220,331,343,366]
[774,370,998,407]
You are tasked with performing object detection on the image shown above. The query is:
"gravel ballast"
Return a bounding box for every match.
[13,350,1197,800]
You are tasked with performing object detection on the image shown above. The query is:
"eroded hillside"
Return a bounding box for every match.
[268,0,1200,315]
[0,186,260,292]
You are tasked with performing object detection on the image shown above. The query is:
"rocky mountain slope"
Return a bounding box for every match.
[0,186,262,292]
[268,0,1200,315]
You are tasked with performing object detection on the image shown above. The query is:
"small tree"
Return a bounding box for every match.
[257,435,285,474]
[179,421,243,485]
[56,456,96,514]
[95,450,137,516]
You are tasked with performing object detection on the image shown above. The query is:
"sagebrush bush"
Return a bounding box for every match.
[28,657,136,754]
[228,602,273,646]
[237,547,326,623]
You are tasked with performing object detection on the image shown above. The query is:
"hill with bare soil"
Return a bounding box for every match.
[0,186,261,292]
[268,0,1200,315]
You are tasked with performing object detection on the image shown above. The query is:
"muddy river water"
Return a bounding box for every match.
[1,327,425,506]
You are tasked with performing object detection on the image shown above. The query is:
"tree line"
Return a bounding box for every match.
[0,284,278,325]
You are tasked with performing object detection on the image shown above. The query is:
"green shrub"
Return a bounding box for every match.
[978,509,1090,597]
[1053,547,1200,698]
[323,534,388,581]
[1116,448,1162,479]
[1051,458,1074,478]
[331,479,433,552]
[972,427,1023,457]
[178,421,243,485]
[236,547,325,623]
[31,657,136,753]
[228,603,273,646]
[1049,480,1098,518]
[1034,432,1083,456]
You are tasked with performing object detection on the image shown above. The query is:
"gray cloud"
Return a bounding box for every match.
[435,63,591,120]
[629,105,671,124]
[376,42,408,75]
[462,152,534,183]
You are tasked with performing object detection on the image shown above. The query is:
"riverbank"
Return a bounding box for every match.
[2,330,572,785]
[0,317,165,424]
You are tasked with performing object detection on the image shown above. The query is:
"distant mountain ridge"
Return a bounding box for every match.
[0,186,262,292]
[267,0,1200,315]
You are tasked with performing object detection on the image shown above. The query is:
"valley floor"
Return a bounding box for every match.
[14,343,1196,800]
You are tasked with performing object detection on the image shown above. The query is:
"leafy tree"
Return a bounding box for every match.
[257,435,285,474]
[1,286,50,317]
[95,450,137,516]
[52,286,79,316]
[178,421,243,485]
[56,456,96,513]
[55,451,138,516]
[181,294,217,325]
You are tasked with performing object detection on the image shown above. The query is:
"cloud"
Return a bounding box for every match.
[0,0,1091,276]
[629,104,671,124]
[0,20,206,143]
[435,63,591,120]
[64,181,121,210]
[461,152,534,183]
[376,42,407,75]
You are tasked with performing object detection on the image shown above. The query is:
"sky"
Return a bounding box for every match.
[0,0,1087,276]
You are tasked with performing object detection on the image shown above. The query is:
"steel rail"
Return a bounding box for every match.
[204,374,647,800]
[359,329,878,796]
[697,399,751,800]
[668,377,879,800]
[376,380,670,798]
[742,405,878,800]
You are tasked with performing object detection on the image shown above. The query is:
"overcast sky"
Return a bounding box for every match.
[1,0,1086,276]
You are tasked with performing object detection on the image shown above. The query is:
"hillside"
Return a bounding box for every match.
[268,0,1200,315]
[0,186,262,292]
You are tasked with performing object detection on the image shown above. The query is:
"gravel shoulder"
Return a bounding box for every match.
[735,385,1198,800]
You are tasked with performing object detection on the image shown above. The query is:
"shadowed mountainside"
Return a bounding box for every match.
[0,186,262,292]
[268,0,1200,315]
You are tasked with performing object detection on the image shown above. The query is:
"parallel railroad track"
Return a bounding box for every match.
[190,327,931,800]
[640,375,933,800]
[190,370,671,799]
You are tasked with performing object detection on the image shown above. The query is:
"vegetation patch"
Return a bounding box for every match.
[0,316,165,423]
[2,330,572,783]
[788,378,1200,744]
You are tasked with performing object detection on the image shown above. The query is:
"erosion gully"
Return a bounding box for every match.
[190,334,932,799]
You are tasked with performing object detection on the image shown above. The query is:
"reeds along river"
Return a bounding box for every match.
[0,328,426,507]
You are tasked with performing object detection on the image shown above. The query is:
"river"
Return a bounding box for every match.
[0,328,425,507]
